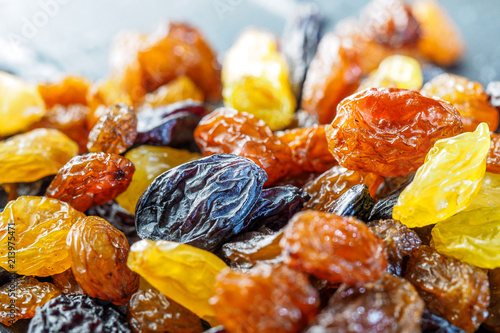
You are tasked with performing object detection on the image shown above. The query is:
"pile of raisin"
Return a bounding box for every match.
[1,0,500,332]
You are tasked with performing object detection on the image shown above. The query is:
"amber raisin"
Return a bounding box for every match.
[140,76,205,108]
[485,268,500,332]
[280,210,388,284]
[488,133,500,174]
[45,152,135,212]
[38,76,91,109]
[211,264,319,333]
[51,269,84,295]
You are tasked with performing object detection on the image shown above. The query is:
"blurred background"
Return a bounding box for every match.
[0,0,499,84]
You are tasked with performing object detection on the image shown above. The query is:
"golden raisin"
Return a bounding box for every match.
[38,76,91,108]
[51,269,84,295]
[140,76,205,108]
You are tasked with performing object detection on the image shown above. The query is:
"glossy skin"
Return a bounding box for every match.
[0,196,84,276]
[127,289,203,333]
[38,76,91,108]
[45,152,135,212]
[87,104,138,155]
[0,276,61,325]
[116,146,201,214]
[0,71,46,136]
[367,219,422,276]
[304,274,424,333]
[140,76,205,108]
[412,0,465,66]
[404,246,490,332]
[0,128,78,184]
[327,88,463,177]
[327,184,375,222]
[303,165,383,212]
[280,211,388,284]
[393,123,490,227]
[488,133,500,174]
[211,264,319,333]
[51,269,84,295]
[67,216,140,305]
[485,269,500,332]
[27,294,131,333]
[135,154,266,252]
[222,29,296,131]
[194,108,293,186]
[420,309,466,333]
[127,239,228,326]
[421,74,499,132]
[276,125,337,174]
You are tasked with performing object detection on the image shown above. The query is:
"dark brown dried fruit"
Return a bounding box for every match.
[304,273,424,333]
[51,269,84,295]
[87,104,137,155]
[404,245,489,332]
[484,268,500,332]
[488,133,500,175]
[211,264,319,333]
[45,152,135,212]
[280,210,388,284]
[327,184,375,222]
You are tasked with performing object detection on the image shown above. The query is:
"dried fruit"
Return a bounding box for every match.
[211,264,319,333]
[140,76,205,108]
[0,71,46,136]
[45,152,135,212]
[404,245,489,332]
[67,216,140,305]
[86,79,133,128]
[0,128,78,184]
[485,268,500,332]
[27,293,131,333]
[280,210,388,284]
[304,274,424,333]
[0,196,84,276]
[0,276,61,325]
[87,104,138,154]
[488,133,500,174]
[412,0,465,66]
[127,239,228,325]
[327,87,463,177]
[327,184,375,222]
[127,288,203,333]
[194,108,293,185]
[367,219,421,276]
[303,165,383,212]
[38,76,91,108]
[135,154,266,252]
[222,29,296,130]
[420,308,466,333]
[276,125,337,174]
[421,73,499,132]
[51,269,84,295]
[393,123,490,227]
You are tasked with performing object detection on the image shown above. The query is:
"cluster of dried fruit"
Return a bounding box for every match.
[1,0,500,332]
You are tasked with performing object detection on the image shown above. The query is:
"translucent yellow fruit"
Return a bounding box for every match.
[432,208,500,269]
[0,128,78,184]
[222,29,296,130]
[141,76,204,108]
[466,172,500,211]
[0,71,46,136]
[359,55,423,91]
[393,123,490,227]
[115,146,201,214]
[127,239,227,326]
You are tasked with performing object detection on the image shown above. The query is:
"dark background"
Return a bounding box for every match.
[0,0,499,85]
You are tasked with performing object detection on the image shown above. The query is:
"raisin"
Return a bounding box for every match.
[0,71,46,136]
[127,289,203,333]
[412,225,434,246]
[393,123,490,227]
[115,145,201,214]
[327,184,375,222]
[0,196,84,276]
[404,245,489,332]
[38,76,90,109]
[140,76,205,108]
[421,73,499,132]
[135,101,207,150]
[420,309,466,333]
[485,268,500,332]
[45,152,135,212]
[211,264,319,333]
[276,125,337,174]
[87,104,138,155]
[303,165,383,212]
[67,216,140,305]
[361,0,420,48]
[27,293,131,333]
[0,128,78,184]
[327,87,463,177]
[127,239,228,326]
[222,29,296,130]
[86,79,133,128]
[367,219,421,276]
[135,154,266,252]
[194,108,293,186]
[280,210,388,284]
[51,269,84,295]
[375,172,415,200]
[0,276,61,325]
[412,0,465,66]
[86,201,140,245]
[304,273,424,333]
[487,133,500,174]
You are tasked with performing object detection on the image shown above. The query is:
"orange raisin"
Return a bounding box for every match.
[38,76,91,108]
[51,269,84,295]
[488,133,500,174]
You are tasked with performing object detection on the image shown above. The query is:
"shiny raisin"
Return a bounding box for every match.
[38,76,91,109]
[485,268,500,332]
[51,269,84,295]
